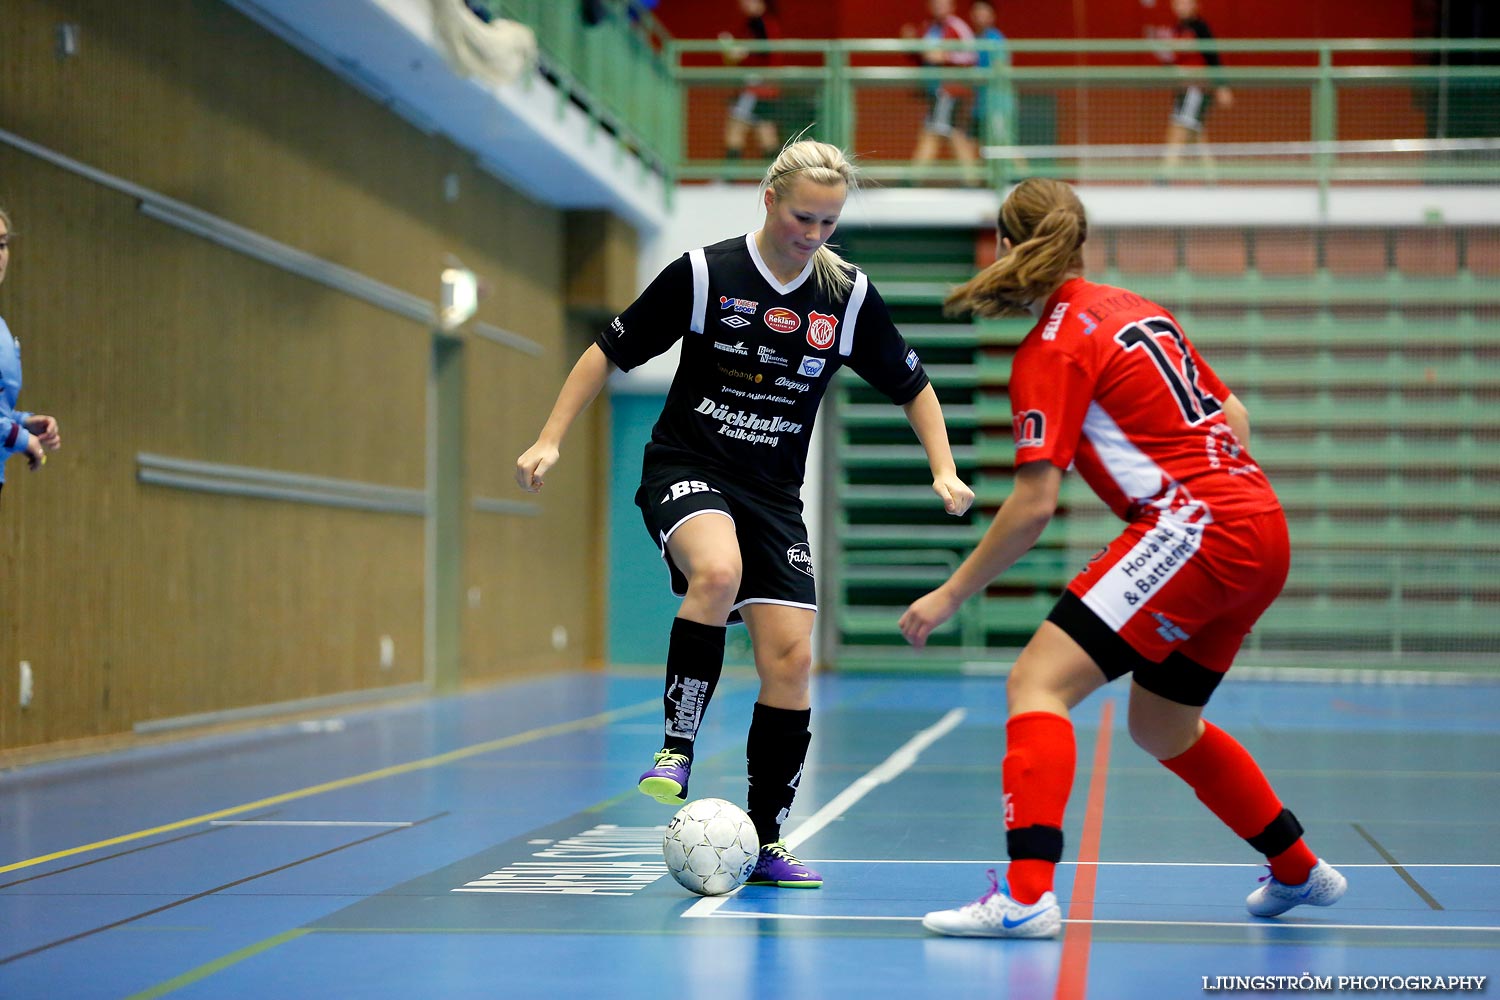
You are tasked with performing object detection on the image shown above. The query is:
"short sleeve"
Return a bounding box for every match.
[844,280,930,405]
[1010,346,1096,470]
[594,255,694,372]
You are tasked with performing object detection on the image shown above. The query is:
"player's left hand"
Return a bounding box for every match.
[899,588,959,648]
[24,414,60,451]
[932,474,974,517]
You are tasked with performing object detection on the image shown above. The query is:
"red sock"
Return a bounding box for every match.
[1002,711,1076,904]
[1161,721,1317,885]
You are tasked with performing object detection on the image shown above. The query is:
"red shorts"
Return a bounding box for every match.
[1061,508,1289,675]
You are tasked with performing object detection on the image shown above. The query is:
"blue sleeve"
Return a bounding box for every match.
[1,413,30,453]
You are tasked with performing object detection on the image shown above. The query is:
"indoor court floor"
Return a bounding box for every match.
[1,668,1496,999]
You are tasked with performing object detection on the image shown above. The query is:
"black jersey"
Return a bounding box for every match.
[596,234,929,503]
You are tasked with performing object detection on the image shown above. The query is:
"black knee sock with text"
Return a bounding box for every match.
[661,617,726,759]
[745,702,813,846]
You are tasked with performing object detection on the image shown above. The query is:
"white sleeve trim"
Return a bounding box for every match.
[838,270,869,357]
[688,248,709,334]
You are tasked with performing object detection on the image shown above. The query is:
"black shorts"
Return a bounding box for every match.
[635,465,816,626]
[1171,86,1211,132]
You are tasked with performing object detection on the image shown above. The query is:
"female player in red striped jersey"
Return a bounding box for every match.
[899,177,1345,938]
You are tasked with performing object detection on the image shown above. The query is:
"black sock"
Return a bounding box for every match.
[661,617,726,759]
[745,702,812,846]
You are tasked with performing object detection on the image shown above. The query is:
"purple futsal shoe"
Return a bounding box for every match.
[745,841,823,888]
[637,749,691,805]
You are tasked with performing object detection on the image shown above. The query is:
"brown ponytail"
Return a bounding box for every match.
[945,178,1087,318]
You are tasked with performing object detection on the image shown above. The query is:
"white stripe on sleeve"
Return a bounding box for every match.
[688,249,708,334]
[838,270,869,357]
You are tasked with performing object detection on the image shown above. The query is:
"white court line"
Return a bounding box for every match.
[683,707,967,920]
[786,860,1500,868]
[697,911,1500,932]
[208,820,415,827]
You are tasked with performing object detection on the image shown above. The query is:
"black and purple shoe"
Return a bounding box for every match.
[637,749,691,805]
[745,841,822,889]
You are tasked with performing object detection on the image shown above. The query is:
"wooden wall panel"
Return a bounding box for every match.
[0,1,602,752]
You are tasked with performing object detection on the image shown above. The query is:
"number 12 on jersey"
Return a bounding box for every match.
[1115,318,1223,426]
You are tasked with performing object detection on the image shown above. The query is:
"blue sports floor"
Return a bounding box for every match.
[1,669,1496,999]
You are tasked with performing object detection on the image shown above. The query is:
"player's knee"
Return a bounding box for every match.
[758,638,811,681]
[688,560,742,604]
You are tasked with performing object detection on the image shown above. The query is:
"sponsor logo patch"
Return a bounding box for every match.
[786,542,814,577]
[720,314,751,329]
[798,356,826,378]
[713,340,749,356]
[764,307,801,334]
[774,376,811,393]
[1043,302,1069,340]
[719,295,758,315]
[718,364,763,384]
[610,316,625,337]
[661,479,719,504]
[758,345,789,367]
[905,349,920,371]
[1013,409,1045,448]
[806,310,838,349]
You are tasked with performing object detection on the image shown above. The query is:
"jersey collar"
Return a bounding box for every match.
[745,232,815,296]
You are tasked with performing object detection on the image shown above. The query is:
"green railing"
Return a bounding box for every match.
[667,37,1500,192]
[462,13,1500,194]
[485,0,679,180]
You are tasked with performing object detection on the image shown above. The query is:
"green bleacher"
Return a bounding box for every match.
[827,226,1500,670]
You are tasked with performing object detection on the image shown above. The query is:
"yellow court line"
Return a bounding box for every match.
[0,696,664,875]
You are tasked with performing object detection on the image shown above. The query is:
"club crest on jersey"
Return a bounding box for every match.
[806,311,838,350]
[1042,302,1069,341]
[1013,409,1045,448]
[719,295,758,315]
[764,307,801,335]
[798,356,826,378]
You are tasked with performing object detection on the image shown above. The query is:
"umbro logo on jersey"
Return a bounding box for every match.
[764,307,800,334]
[720,315,752,329]
[806,311,838,350]
[798,356,826,378]
[719,296,758,315]
[713,340,749,356]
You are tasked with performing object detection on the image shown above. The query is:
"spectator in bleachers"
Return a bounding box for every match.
[910,0,981,181]
[721,0,785,164]
[0,207,62,509]
[1157,0,1235,172]
[968,0,1027,174]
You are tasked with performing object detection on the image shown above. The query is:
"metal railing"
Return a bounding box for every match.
[667,37,1500,193]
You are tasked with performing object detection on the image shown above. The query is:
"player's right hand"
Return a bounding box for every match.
[514,442,559,493]
[898,587,959,649]
[24,435,46,471]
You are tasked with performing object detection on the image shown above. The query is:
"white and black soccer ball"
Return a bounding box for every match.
[662,797,759,896]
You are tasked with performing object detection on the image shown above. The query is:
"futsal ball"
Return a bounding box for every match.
[662,797,760,896]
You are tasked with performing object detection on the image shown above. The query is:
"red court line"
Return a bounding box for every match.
[1055,699,1115,1000]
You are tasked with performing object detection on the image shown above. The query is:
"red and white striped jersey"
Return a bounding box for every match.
[1009,277,1278,524]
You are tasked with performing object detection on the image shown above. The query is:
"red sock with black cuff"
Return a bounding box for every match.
[1160,721,1317,885]
[1002,711,1076,905]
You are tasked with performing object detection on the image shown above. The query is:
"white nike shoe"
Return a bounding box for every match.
[922,869,1062,939]
[1246,859,1347,917]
